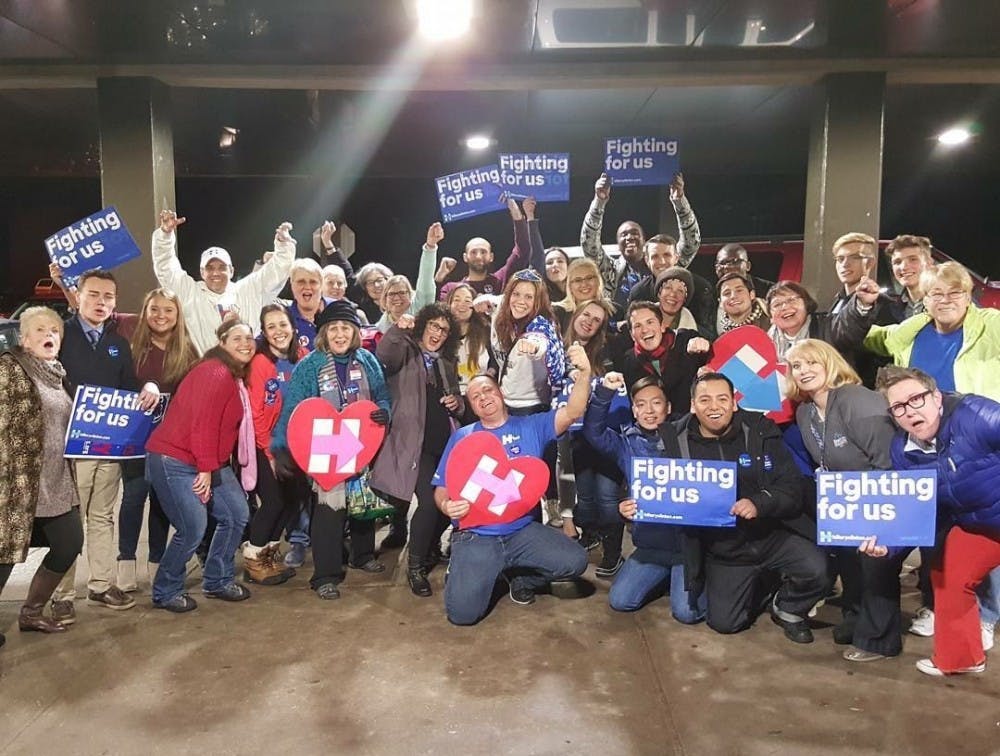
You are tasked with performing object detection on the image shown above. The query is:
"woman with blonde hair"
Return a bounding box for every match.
[786,338,902,663]
[554,258,606,331]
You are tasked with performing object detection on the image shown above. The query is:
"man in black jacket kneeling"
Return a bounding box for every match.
[679,373,829,643]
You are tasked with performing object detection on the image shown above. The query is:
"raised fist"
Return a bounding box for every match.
[566,342,592,374]
[275,222,295,244]
[594,173,611,202]
[669,173,685,202]
[687,337,710,354]
[602,371,625,391]
[320,220,336,247]
[426,222,445,248]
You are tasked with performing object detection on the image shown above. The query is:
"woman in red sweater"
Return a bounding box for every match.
[145,319,257,612]
[242,304,307,585]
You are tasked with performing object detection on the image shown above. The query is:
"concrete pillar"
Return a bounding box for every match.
[802,73,886,307]
[97,77,175,311]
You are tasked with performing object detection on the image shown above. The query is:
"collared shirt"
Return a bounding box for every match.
[903,435,936,454]
[77,314,104,346]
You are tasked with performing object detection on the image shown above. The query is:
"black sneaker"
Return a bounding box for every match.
[316,582,341,600]
[153,593,198,613]
[509,583,536,606]
[349,559,386,574]
[771,611,814,644]
[595,555,624,579]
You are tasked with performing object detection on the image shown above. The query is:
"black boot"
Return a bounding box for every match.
[406,555,432,598]
[594,525,624,579]
[381,510,409,550]
[19,566,68,634]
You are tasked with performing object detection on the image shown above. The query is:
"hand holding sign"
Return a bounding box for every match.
[731,498,758,520]
[506,196,524,221]
[522,196,537,220]
[858,536,889,558]
[619,498,637,520]
[286,398,386,491]
[444,432,550,529]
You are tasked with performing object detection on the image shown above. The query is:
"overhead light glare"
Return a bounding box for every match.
[219,125,239,149]
[417,0,472,42]
[465,134,491,150]
[937,127,971,146]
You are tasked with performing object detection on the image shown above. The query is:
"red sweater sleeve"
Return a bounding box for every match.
[188,361,241,472]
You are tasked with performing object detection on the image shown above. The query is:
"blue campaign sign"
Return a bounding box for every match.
[630,457,737,527]
[815,470,937,548]
[498,153,570,202]
[435,164,506,223]
[64,385,170,459]
[603,137,680,187]
[44,207,142,287]
[555,378,631,431]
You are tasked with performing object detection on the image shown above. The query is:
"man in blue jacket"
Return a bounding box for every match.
[583,374,705,623]
[874,365,1000,676]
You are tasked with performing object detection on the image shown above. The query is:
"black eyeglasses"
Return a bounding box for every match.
[888,390,933,417]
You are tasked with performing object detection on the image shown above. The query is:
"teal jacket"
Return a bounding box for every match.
[270,347,391,454]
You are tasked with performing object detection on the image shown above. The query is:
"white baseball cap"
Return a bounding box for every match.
[200,247,233,269]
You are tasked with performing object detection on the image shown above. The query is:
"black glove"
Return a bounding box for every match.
[272,448,301,480]
[369,408,390,427]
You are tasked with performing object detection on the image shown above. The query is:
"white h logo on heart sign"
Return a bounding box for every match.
[459,455,525,516]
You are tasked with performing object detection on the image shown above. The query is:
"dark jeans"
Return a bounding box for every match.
[705,530,831,634]
[444,522,588,626]
[854,548,912,656]
[119,458,169,563]
[248,449,307,546]
[394,452,449,564]
[827,546,863,621]
[308,501,376,590]
[0,510,83,591]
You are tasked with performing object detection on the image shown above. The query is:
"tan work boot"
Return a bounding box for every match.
[242,543,294,586]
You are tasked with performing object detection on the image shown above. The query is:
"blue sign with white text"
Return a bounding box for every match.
[435,165,506,223]
[631,457,737,527]
[498,153,571,202]
[44,206,142,287]
[603,137,680,186]
[64,385,170,459]
[815,470,937,547]
[554,378,631,432]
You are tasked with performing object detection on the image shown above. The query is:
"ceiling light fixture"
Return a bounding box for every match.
[464,134,491,150]
[219,126,239,149]
[937,126,971,147]
[417,0,473,42]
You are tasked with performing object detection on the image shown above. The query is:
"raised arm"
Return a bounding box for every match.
[151,209,198,301]
[580,173,622,299]
[318,221,356,289]
[234,222,296,308]
[582,374,631,473]
[493,197,531,286]
[669,174,702,269]
[413,223,441,312]
[554,343,592,435]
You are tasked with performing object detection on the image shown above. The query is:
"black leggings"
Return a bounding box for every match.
[248,449,308,546]
[390,451,449,563]
[0,509,84,592]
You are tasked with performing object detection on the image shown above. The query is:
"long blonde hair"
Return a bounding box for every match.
[556,258,605,313]
[784,339,860,403]
[131,288,199,389]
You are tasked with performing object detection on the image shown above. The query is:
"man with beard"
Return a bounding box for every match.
[581,172,701,310]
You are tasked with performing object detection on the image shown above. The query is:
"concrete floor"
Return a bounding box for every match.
[1,534,999,756]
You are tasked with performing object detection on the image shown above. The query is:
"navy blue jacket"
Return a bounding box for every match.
[890,392,1000,534]
[583,384,683,558]
[59,315,139,396]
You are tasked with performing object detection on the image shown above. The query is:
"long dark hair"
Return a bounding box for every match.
[202,319,252,379]
[256,303,302,364]
[446,282,492,375]
[413,303,459,361]
[563,299,613,377]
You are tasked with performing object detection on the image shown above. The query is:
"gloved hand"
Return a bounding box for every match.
[369,408,390,427]
[272,448,301,480]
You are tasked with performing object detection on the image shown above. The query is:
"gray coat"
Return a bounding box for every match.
[795,384,895,472]
[370,325,463,501]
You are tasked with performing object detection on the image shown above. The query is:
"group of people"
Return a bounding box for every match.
[1,172,998,681]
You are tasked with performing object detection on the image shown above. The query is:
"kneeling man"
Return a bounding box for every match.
[433,346,592,626]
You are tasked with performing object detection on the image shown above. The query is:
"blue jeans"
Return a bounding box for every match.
[573,467,623,529]
[980,566,1000,625]
[444,522,588,626]
[119,458,169,562]
[146,453,249,603]
[609,547,706,623]
[288,509,311,548]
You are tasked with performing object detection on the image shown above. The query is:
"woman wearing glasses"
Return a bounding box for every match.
[554,259,609,332]
[371,304,464,597]
[764,282,843,361]
[785,339,901,663]
[353,263,393,325]
[373,223,441,335]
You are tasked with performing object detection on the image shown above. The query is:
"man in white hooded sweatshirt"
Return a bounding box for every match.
[151,209,296,355]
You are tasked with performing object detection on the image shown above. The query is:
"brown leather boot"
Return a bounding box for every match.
[242,543,293,586]
[263,542,296,581]
[19,567,68,634]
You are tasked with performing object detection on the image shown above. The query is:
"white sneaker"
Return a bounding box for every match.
[909,606,934,637]
[983,621,995,652]
[916,657,986,677]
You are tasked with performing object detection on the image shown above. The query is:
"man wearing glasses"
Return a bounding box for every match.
[872,366,1000,676]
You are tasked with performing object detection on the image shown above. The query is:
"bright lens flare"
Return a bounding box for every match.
[937,127,971,146]
[417,0,472,41]
[465,134,491,150]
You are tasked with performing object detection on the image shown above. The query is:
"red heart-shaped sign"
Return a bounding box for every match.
[287,398,386,491]
[444,431,550,529]
[707,325,795,424]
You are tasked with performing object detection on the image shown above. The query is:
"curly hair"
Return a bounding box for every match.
[413,303,459,361]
